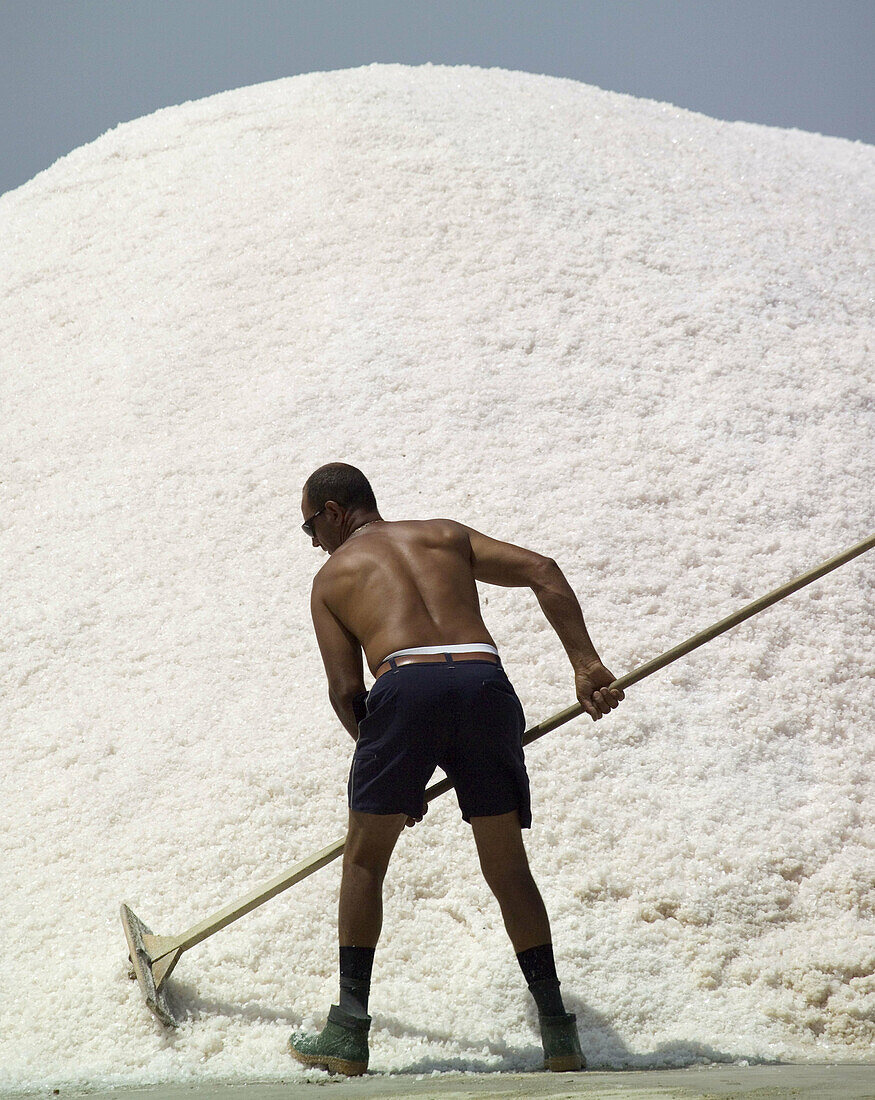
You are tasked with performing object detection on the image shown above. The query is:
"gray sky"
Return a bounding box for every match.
[2,0,873,197]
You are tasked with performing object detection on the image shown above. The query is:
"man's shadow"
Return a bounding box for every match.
[157,978,767,1072]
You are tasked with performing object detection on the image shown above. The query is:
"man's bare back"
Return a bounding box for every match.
[313,519,496,675]
[301,467,623,739]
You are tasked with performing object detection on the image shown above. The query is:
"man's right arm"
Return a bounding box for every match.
[461,524,624,721]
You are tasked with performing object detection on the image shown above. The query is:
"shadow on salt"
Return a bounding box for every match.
[156,978,775,1074]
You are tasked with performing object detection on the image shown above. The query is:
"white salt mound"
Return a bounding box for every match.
[1,63,873,1091]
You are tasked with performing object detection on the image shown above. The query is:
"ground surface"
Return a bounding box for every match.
[7,1065,875,1100]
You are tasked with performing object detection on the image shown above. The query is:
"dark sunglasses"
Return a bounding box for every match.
[301,506,326,538]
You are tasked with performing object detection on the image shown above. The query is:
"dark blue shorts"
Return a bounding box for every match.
[348,659,531,828]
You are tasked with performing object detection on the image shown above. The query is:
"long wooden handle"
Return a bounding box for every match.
[158,532,873,958]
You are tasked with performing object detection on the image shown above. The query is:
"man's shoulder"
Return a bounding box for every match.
[310,558,337,596]
[398,516,473,547]
[356,516,469,539]
[413,516,469,535]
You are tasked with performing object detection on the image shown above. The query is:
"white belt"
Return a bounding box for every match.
[381,643,499,662]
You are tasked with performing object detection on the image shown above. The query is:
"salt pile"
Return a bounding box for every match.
[1,63,873,1092]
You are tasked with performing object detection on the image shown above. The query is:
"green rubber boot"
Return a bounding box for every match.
[539,1011,585,1072]
[289,1005,370,1075]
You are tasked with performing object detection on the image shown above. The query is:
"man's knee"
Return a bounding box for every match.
[472,816,533,892]
[344,810,406,874]
[479,855,537,898]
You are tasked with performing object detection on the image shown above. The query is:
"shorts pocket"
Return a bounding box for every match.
[348,748,377,807]
[484,676,515,697]
[483,676,526,729]
[358,680,399,738]
[364,678,398,717]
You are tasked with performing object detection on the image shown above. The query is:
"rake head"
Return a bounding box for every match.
[120,903,183,1028]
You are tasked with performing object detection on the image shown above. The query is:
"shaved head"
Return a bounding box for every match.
[303,463,377,513]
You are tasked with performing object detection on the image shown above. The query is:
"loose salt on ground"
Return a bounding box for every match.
[0,64,873,1092]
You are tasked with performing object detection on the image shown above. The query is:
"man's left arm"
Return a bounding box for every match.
[310,579,366,740]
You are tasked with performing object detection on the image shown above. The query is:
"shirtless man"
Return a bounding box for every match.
[289,463,623,1075]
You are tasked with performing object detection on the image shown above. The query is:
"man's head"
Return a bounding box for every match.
[301,462,380,553]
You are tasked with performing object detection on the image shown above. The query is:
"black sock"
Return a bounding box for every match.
[516,943,566,1017]
[339,946,375,1019]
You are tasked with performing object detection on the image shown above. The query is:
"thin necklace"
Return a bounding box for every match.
[350,519,380,538]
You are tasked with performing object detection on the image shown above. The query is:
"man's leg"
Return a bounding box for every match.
[289,809,406,1075]
[337,809,407,1017]
[471,810,560,1010]
[470,809,551,952]
[471,810,584,1071]
[340,809,407,945]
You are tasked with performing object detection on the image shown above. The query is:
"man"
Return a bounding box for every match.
[289,462,623,1075]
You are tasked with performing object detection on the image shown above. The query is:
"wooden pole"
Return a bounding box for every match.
[126,532,874,981]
